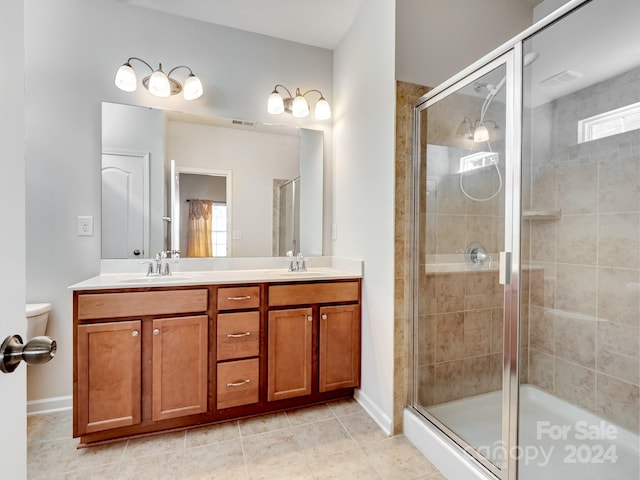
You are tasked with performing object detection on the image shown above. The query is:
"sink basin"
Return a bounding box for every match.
[117,273,200,283]
[271,270,332,277]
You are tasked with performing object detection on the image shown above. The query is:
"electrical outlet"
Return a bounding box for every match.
[332,224,338,241]
[77,216,93,236]
[233,230,242,240]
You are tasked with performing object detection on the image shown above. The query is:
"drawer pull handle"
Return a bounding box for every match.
[227,295,252,301]
[226,332,251,338]
[307,316,313,322]
[321,314,327,320]
[227,379,251,387]
[153,329,160,335]
[132,330,139,337]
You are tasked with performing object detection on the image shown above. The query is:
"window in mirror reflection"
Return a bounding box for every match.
[187,199,228,257]
[212,203,228,257]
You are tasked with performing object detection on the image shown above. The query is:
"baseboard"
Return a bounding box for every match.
[354,389,393,436]
[27,395,72,415]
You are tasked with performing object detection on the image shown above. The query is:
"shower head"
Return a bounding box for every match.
[478,51,540,123]
[524,51,539,67]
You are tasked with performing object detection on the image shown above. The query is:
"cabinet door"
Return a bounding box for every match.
[268,308,313,401]
[152,315,208,421]
[319,305,360,392]
[76,321,141,435]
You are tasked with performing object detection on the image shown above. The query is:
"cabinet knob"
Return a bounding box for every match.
[307,315,313,322]
[153,329,160,335]
[322,314,327,320]
[132,330,139,337]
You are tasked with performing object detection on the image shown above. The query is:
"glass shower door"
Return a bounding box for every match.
[519,0,640,478]
[414,52,515,477]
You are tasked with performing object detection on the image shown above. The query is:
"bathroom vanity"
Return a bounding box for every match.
[70,264,361,446]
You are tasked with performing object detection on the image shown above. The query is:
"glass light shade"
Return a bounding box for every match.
[114,63,137,92]
[291,94,310,118]
[148,69,170,97]
[183,74,203,100]
[314,97,331,120]
[473,124,490,142]
[267,92,285,114]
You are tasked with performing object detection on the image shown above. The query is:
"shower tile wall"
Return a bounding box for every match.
[524,67,640,433]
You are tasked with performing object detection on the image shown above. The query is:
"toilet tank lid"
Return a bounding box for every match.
[26,303,52,316]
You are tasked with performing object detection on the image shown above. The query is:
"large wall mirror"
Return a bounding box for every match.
[101,102,323,259]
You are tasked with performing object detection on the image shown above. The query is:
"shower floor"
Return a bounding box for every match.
[427,384,639,479]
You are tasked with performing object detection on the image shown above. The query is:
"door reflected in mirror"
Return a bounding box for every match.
[101,102,323,259]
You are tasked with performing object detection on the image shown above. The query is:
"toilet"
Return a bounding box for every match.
[25,303,51,339]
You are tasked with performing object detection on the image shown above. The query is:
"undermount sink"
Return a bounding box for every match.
[117,273,199,283]
[272,270,331,277]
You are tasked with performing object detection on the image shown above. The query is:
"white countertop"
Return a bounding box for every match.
[69,257,363,291]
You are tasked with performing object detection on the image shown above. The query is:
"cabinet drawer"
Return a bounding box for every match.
[217,358,259,409]
[217,286,260,310]
[268,281,359,307]
[217,312,260,361]
[77,289,208,320]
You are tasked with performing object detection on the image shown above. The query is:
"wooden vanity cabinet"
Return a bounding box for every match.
[267,281,361,402]
[74,289,209,438]
[73,278,361,446]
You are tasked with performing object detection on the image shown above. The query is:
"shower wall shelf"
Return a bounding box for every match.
[522,209,561,220]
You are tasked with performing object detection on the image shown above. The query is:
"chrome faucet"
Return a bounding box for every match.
[286,251,307,272]
[146,251,174,276]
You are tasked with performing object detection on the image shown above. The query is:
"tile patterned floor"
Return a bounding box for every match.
[27,399,448,480]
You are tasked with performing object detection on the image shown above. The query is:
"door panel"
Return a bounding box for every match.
[152,315,208,421]
[267,308,313,401]
[76,321,141,434]
[319,305,360,392]
[101,152,148,258]
[414,54,513,475]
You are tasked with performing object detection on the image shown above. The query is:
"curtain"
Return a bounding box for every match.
[187,200,213,257]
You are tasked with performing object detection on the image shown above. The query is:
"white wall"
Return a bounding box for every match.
[167,121,300,257]
[24,0,332,403]
[395,0,534,88]
[333,0,397,431]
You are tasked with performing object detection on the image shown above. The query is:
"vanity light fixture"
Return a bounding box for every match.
[267,84,331,120]
[114,57,203,100]
[455,117,499,143]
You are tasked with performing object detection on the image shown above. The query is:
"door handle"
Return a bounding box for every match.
[0,335,56,374]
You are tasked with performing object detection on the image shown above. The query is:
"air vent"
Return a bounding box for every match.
[540,69,583,86]
[231,119,256,127]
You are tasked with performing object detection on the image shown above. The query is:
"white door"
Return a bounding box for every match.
[0,0,27,477]
[101,153,149,258]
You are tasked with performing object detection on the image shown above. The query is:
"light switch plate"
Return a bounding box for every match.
[77,216,93,236]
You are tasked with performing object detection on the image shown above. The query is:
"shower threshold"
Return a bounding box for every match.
[422,385,638,479]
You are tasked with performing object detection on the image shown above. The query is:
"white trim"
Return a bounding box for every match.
[354,389,393,436]
[27,395,72,416]
[175,166,233,257]
[578,100,640,143]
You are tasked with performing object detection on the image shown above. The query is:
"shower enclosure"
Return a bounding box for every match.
[409,0,639,479]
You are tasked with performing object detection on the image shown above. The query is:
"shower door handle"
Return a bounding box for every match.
[499,251,512,285]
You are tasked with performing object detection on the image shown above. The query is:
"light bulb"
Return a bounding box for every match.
[314,97,331,120]
[148,65,170,97]
[473,124,490,143]
[114,63,137,92]
[291,91,309,118]
[183,74,203,100]
[267,91,285,114]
